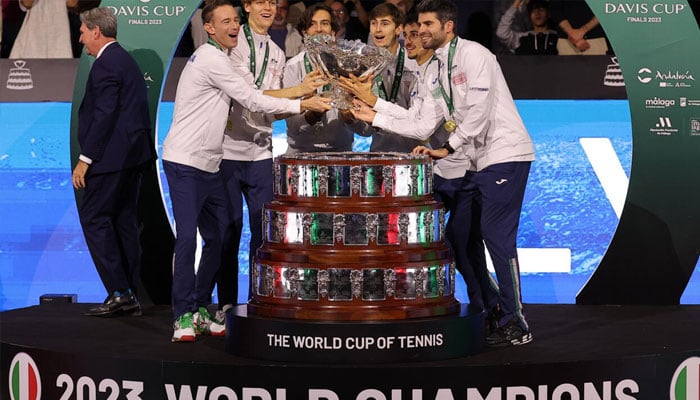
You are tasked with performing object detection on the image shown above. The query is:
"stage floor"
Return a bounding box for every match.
[2,303,700,399]
[2,303,699,365]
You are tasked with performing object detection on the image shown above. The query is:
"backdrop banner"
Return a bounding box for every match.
[578,1,700,304]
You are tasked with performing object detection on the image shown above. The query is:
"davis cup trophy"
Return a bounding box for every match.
[303,34,393,109]
[225,38,483,364]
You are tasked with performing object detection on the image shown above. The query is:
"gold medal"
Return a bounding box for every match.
[444,120,457,133]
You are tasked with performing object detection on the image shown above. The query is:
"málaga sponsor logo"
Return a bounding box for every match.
[645,97,675,109]
[8,352,42,400]
[670,356,700,400]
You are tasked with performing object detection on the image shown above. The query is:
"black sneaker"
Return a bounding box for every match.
[484,305,504,337]
[485,318,533,347]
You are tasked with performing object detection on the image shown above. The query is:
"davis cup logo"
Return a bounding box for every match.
[8,352,41,400]
[671,356,700,400]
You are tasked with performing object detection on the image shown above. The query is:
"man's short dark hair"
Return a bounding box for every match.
[202,0,234,25]
[416,0,458,27]
[296,3,339,36]
[370,2,405,26]
[527,0,550,13]
[405,10,418,26]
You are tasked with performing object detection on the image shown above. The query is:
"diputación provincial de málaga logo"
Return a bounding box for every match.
[8,352,41,400]
[670,356,700,400]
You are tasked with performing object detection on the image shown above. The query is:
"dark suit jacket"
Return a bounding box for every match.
[78,42,155,175]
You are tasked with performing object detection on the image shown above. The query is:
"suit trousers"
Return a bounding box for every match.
[164,161,230,320]
[79,166,143,295]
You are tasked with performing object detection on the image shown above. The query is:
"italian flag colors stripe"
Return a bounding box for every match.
[10,353,39,400]
[674,358,700,400]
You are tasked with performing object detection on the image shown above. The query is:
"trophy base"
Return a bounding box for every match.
[225,303,484,363]
[247,298,461,321]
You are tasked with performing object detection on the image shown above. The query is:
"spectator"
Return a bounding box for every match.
[2,1,26,57]
[329,0,368,41]
[325,0,368,29]
[550,0,608,55]
[287,0,306,26]
[10,0,77,59]
[491,0,529,54]
[269,0,304,58]
[497,0,558,55]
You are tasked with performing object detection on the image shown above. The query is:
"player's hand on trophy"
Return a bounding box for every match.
[349,99,375,123]
[339,108,356,124]
[412,145,449,160]
[299,70,329,97]
[338,74,377,107]
[301,95,333,113]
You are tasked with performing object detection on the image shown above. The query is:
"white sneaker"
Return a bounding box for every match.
[214,304,233,326]
[172,312,196,343]
[194,307,226,336]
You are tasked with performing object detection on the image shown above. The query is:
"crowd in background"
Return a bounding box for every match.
[4,0,697,60]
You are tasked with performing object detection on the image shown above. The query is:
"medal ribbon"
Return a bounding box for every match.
[430,36,457,115]
[243,24,270,89]
[374,46,405,102]
[207,37,224,51]
[209,37,235,129]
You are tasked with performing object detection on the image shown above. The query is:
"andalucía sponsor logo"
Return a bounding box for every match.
[637,67,653,83]
[636,67,695,88]
[670,356,700,400]
[8,352,41,400]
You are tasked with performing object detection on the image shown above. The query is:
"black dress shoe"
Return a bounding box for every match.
[85,291,140,317]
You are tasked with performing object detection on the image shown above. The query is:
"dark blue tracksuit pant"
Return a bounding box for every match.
[218,158,274,304]
[164,160,230,320]
[456,161,532,330]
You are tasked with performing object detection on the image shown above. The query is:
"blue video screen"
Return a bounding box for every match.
[1,100,698,310]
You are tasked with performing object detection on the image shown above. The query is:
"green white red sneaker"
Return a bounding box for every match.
[194,307,226,336]
[172,312,196,343]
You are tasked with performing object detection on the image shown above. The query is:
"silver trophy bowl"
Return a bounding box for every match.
[304,34,393,109]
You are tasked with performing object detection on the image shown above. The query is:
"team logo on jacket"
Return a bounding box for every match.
[452,72,467,85]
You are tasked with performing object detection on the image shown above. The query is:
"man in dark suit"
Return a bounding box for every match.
[72,7,155,317]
